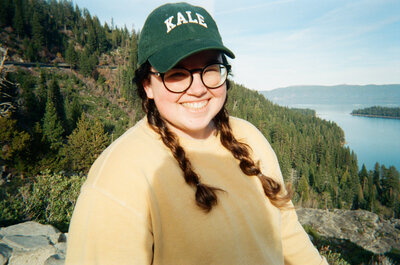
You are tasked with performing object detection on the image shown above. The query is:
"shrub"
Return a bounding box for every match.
[319,246,350,265]
[0,171,86,232]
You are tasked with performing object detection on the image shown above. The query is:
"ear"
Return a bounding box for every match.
[143,78,154,99]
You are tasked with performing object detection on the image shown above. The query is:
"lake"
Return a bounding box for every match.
[279,103,400,170]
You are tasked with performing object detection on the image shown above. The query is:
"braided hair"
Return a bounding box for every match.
[135,60,292,212]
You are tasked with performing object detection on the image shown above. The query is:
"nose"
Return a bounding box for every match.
[186,72,208,97]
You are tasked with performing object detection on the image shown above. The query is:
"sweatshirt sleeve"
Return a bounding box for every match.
[65,185,154,265]
[65,136,155,265]
[280,206,328,265]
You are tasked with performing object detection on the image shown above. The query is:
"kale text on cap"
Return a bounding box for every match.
[138,2,235,73]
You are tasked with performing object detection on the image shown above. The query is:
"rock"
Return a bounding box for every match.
[8,245,57,265]
[0,221,61,238]
[0,243,12,265]
[2,235,50,250]
[296,207,400,254]
[0,222,66,265]
[44,254,65,265]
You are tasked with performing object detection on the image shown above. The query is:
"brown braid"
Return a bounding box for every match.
[134,60,291,212]
[213,107,292,208]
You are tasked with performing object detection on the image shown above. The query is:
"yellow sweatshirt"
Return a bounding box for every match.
[66,117,328,265]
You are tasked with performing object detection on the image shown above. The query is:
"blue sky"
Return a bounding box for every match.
[73,0,400,91]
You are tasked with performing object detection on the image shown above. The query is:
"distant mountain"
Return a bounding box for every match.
[261,84,400,105]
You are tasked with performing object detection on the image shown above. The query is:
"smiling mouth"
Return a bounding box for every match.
[181,100,209,110]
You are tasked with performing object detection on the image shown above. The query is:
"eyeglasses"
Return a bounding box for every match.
[149,63,230,93]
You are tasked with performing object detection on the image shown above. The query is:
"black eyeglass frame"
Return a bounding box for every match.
[149,63,231,93]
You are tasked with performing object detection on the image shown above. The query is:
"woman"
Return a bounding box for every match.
[66,2,328,265]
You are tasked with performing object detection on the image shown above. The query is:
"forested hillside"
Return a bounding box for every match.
[352,106,400,119]
[1,0,399,255]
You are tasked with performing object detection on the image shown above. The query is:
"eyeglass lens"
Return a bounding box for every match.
[163,64,227,93]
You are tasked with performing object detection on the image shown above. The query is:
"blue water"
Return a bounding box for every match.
[285,103,400,170]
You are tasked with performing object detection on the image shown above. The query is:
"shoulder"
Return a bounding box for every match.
[229,116,283,183]
[84,118,168,195]
[94,118,164,165]
[229,116,268,145]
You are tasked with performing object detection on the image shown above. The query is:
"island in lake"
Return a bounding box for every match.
[351,106,400,119]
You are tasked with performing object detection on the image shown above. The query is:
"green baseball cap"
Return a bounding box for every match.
[138,2,235,73]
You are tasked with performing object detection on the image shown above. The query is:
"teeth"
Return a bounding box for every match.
[182,100,208,109]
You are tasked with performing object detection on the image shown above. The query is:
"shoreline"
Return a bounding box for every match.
[350,113,400,120]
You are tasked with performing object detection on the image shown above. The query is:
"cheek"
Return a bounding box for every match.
[153,89,181,112]
[212,85,227,103]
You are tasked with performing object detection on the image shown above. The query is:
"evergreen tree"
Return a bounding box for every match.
[65,95,82,133]
[0,117,31,172]
[47,78,66,130]
[65,41,78,68]
[0,0,12,27]
[13,0,25,38]
[23,38,38,61]
[42,97,64,151]
[64,114,109,173]
[31,10,45,48]
[298,174,310,204]
[381,166,400,208]
[36,70,48,116]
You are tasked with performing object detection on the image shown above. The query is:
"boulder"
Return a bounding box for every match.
[296,207,400,254]
[0,222,66,265]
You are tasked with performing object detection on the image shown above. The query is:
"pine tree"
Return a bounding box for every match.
[42,97,64,151]
[47,78,66,129]
[0,117,31,171]
[298,174,310,204]
[65,41,78,68]
[31,10,45,48]
[0,0,12,27]
[64,114,109,173]
[13,0,25,38]
[65,95,82,133]
[381,166,400,208]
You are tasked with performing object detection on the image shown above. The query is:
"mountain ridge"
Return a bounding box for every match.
[261,84,400,105]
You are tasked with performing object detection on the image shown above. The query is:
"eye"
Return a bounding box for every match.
[164,69,189,82]
[204,64,221,74]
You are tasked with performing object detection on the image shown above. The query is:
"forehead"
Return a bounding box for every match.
[174,50,222,69]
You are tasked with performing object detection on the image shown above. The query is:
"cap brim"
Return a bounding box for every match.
[148,39,235,73]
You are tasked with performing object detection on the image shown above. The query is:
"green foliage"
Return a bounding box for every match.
[0,171,86,232]
[0,117,31,171]
[78,48,99,78]
[65,41,78,68]
[319,246,350,265]
[352,106,400,119]
[290,108,316,117]
[64,114,110,174]
[42,97,64,151]
[368,255,397,265]
[1,0,135,63]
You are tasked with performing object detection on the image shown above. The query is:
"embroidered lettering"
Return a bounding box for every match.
[164,11,208,33]
[164,16,176,33]
[176,12,188,25]
[186,11,198,23]
[196,13,207,28]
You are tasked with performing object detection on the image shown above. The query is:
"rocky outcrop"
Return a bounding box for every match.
[0,222,66,265]
[296,207,400,254]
